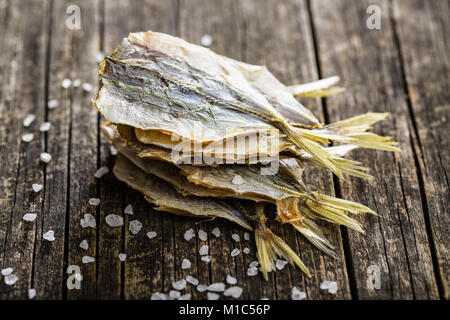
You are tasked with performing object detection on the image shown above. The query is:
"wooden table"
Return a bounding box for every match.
[0,0,448,300]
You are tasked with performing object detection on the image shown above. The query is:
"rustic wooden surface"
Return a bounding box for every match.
[0,0,447,300]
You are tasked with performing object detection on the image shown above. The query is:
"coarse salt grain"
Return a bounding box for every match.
[23,213,37,222]
[1,267,13,276]
[124,204,133,215]
[244,232,250,241]
[72,79,81,87]
[23,114,35,127]
[83,213,96,228]
[28,288,36,299]
[201,256,211,263]
[226,275,237,285]
[200,34,213,47]
[110,146,118,156]
[328,281,338,294]
[184,228,195,241]
[82,256,95,264]
[181,258,191,269]
[172,279,187,290]
[32,183,43,193]
[94,166,109,178]
[211,227,220,237]
[291,287,306,300]
[179,293,191,300]
[147,231,157,239]
[22,133,34,142]
[62,78,72,88]
[129,219,142,235]
[276,259,288,270]
[186,275,199,286]
[196,284,208,292]
[231,248,240,257]
[80,219,88,228]
[232,174,244,185]
[47,99,58,109]
[208,282,225,292]
[198,229,207,241]
[231,233,240,242]
[88,198,100,206]
[249,261,259,268]
[169,290,181,299]
[79,239,89,250]
[82,82,93,92]
[43,230,55,241]
[96,52,104,63]
[224,286,243,299]
[207,292,219,300]
[40,152,52,163]
[39,122,51,132]
[199,244,209,256]
[243,247,250,254]
[4,274,19,286]
[118,253,127,262]
[105,214,123,227]
[247,267,258,277]
[320,281,330,290]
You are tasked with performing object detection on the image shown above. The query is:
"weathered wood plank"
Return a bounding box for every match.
[393,0,449,299]
[0,0,50,299]
[310,0,439,299]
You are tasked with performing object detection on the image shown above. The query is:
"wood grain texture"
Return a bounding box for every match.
[310,0,440,299]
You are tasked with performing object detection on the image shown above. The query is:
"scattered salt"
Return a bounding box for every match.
[226,275,237,285]
[47,99,58,109]
[23,114,36,127]
[22,133,34,143]
[39,122,51,132]
[199,244,209,256]
[231,233,240,242]
[72,79,81,87]
[181,258,191,269]
[208,282,225,292]
[147,231,157,239]
[94,166,109,178]
[43,230,55,241]
[276,259,288,270]
[291,287,306,300]
[247,267,258,277]
[118,253,127,262]
[232,174,244,185]
[198,229,207,241]
[62,78,72,88]
[327,281,338,294]
[32,183,43,193]
[1,268,13,276]
[79,239,89,250]
[96,52,104,63]
[211,227,220,237]
[88,198,100,206]
[244,232,250,241]
[231,248,240,257]
[207,292,219,300]
[28,288,36,299]
[320,281,330,290]
[151,292,163,300]
[200,34,213,47]
[224,286,243,298]
[184,228,195,241]
[5,274,19,286]
[105,214,124,227]
[201,256,211,263]
[23,213,37,222]
[172,279,187,290]
[169,290,181,299]
[129,219,142,235]
[82,82,93,92]
[197,284,208,292]
[82,256,95,264]
[80,219,88,228]
[110,146,118,156]
[124,204,133,215]
[40,152,52,163]
[186,275,199,286]
[83,213,96,228]
[249,261,259,268]
[243,247,250,254]
[179,293,192,300]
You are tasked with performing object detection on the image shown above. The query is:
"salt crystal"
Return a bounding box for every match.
[43,230,55,241]
[23,114,36,127]
[62,78,72,88]
[184,228,195,241]
[211,227,220,237]
[231,233,240,242]
[79,239,89,250]
[249,261,259,268]
[198,229,207,241]
[94,166,109,178]
[232,174,244,185]
[72,79,81,87]
[28,288,36,299]
[105,214,123,227]
[200,34,213,47]
[186,275,199,286]
[207,292,219,300]
[224,286,243,298]
[276,259,288,270]
[231,248,240,257]
[118,253,127,262]
[151,292,162,300]
[197,284,208,292]
[147,231,157,239]
[88,198,100,206]
[40,152,52,163]
[22,133,34,142]
[23,213,37,222]
[47,99,58,109]
[320,281,330,290]
[83,213,96,228]
[181,258,191,269]
[129,219,142,234]
[32,183,43,193]
[82,82,93,92]
[110,146,118,156]
[199,244,209,256]
[244,232,250,241]
[80,219,88,228]
[1,267,13,276]
[208,282,225,292]
[328,281,338,294]
[124,204,133,215]
[172,279,187,290]
[226,275,237,285]
[291,287,306,300]
[201,256,211,263]
[39,122,51,132]
[179,293,192,300]
[169,290,181,299]
[247,267,258,277]
[82,256,95,264]
[243,247,250,254]
[96,52,104,63]
[5,274,18,286]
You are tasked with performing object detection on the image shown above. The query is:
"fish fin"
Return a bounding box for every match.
[288,76,345,98]
[255,207,310,280]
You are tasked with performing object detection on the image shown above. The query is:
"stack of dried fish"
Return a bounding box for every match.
[94,31,400,280]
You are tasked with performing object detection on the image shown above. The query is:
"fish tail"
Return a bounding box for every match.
[254,205,310,280]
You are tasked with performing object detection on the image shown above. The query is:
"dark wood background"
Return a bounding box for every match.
[0,0,448,300]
